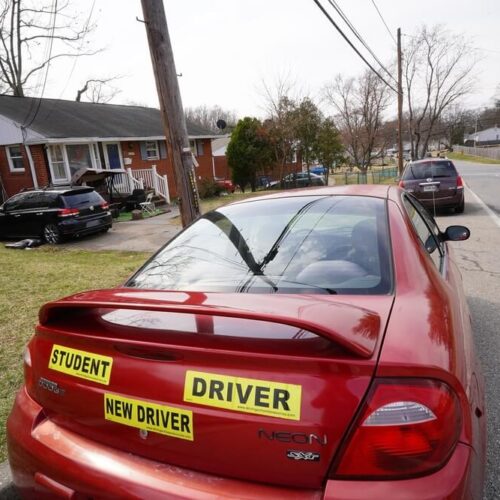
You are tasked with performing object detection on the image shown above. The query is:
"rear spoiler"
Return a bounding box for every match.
[39,289,381,358]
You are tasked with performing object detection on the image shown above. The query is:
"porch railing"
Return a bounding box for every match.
[129,166,170,203]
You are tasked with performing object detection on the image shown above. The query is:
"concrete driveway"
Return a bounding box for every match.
[58,208,181,253]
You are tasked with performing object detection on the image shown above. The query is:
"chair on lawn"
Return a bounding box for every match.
[125,189,146,211]
[139,192,155,216]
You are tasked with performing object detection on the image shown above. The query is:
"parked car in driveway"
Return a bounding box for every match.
[0,186,112,244]
[279,171,325,189]
[399,158,465,213]
[214,178,236,193]
[7,185,485,498]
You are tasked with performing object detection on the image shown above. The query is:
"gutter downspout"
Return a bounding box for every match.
[25,144,39,189]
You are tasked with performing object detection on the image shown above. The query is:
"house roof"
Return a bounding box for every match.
[211,136,230,156]
[0,95,217,143]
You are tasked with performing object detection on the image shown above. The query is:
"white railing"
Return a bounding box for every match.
[129,166,170,203]
[453,145,500,161]
[111,170,143,195]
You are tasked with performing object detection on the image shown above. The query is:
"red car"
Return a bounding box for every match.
[7,185,485,499]
[215,177,236,193]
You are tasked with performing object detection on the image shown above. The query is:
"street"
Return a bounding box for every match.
[435,159,500,499]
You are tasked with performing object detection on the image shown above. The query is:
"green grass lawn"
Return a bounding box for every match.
[0,246,150,462]
[448,151,500,165]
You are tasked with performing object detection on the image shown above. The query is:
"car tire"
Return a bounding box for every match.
[455,199,465,214]
[43,224,63,244]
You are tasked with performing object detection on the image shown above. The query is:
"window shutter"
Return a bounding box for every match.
[140,142,148,160]
[159,141,167,159]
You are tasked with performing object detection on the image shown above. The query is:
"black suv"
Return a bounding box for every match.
[399,159,464,213]
[0,187,112,244]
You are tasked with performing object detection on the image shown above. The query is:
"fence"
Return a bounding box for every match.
[453,145,500,161]
[331,166,398,185]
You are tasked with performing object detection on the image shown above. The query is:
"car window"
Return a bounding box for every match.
[62,190,104,208]
[3,193,27,211]
[402,160,457,180]
[128,195,393,295]
[402,195,442,269]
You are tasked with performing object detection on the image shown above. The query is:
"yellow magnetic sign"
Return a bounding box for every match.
[104,393,193,441]
[184,370,302,421]
[49,344,113,385]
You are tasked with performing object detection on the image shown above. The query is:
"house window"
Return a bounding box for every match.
[48,145,67,182]
[66,144,93,178]
[6,145,24,171]
[145,141,159,160]
[189,140,204,157]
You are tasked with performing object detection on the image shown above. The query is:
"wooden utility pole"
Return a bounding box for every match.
[397,27,404,175]
[141,0,200,227]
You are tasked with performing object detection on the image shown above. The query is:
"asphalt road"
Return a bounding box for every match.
[435,158,500,499]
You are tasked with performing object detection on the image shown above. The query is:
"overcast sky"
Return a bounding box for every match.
[43,0,499,119]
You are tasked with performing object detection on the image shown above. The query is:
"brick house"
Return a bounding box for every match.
[0,96,218,202]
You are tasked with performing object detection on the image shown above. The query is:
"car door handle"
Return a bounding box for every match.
[13,214,21,218]
[36,212,44,216]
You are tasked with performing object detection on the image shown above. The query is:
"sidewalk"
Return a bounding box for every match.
[0,462,17,499]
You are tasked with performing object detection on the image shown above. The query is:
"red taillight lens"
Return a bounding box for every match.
[332,379,461,479]
[100,202,109,210]
[58,208,79,217]
[398,180,405,188]
[456,176,464,188]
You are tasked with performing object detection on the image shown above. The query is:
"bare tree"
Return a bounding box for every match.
[0,0,98,97]
[404,25,477,159]
[184,104,238,133]
[260,76,301,180]
[75,77,121,104]
[323,71,390,172]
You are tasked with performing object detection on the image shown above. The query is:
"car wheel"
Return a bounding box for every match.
[455,199,465,214]
[43,224,63,244]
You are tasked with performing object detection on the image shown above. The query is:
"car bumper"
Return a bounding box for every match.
[59,214,112,237]
[414,190,464,209]
[8,387,476,500]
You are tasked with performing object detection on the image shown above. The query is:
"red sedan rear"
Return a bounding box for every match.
[7,185,485,499]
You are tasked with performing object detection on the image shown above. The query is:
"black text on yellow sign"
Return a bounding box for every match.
[104,393,193,441]
[49,344,113,385]
[184,370,302,421]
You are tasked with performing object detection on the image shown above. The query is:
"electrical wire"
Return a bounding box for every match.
[312,0,399,94]
[22,0,59,129]
[326,0,396,84]
[370,0,397,45]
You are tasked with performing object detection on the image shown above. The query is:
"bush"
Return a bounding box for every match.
[198,179,224,199]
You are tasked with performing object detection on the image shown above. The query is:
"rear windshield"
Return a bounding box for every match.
[402,160,457,180]
[61,190,104,208]
[127,195,393,295]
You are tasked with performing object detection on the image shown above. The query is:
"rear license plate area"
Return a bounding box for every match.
[86,220,101,228]
[423,185,438,192]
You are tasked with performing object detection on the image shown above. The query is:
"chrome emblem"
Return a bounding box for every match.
[90,206,95,211]
[287,450,320,461]
[38,377,66,396]
[426,178,432,182]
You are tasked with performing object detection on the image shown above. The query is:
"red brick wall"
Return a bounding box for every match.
[30,145,50,187]
[0,145,35,197]
[213,156,230,179]
[122,139,213,200]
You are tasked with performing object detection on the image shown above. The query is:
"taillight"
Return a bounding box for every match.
[332,379,461,479]
[398,180,405,188]
[456,176,464,189]
[100,202,109,210]
[58,208,79,217]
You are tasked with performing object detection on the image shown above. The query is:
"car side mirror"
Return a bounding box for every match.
[442,225,470,242]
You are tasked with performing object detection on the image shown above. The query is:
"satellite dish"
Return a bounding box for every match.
[216,119,227,131]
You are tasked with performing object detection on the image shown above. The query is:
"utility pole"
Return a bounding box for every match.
[397,27,404,175]
[141,0,200,227]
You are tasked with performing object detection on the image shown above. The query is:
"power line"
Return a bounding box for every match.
[311,0,399,94]
[22,0,59,129]
[326,0,396,84]
[370,0,397,45]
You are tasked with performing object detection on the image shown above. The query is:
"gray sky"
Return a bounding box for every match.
[44,0,499,119]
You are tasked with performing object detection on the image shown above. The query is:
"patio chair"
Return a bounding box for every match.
[139,192,156,215]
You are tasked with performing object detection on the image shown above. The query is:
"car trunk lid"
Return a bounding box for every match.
[27,289,393,489]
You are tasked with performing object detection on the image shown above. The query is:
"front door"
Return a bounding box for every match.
[104,143,122,170]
